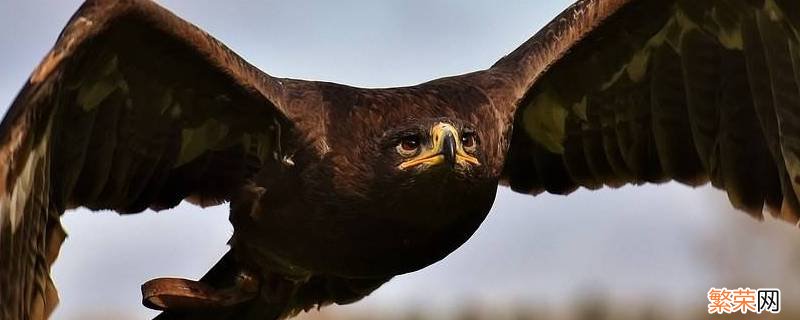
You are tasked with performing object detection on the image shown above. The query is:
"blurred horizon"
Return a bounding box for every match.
[2,1,800,319]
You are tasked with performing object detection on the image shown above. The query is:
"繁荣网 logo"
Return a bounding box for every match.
[707,287,780,314]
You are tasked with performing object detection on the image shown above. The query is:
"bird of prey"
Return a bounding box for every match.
[2,0,800,319]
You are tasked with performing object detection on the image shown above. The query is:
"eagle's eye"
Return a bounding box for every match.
[461,130,477,152]
[396,135,421,156]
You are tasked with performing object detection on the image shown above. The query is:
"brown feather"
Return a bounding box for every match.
[492,0,800,225]
[0,0,294,318]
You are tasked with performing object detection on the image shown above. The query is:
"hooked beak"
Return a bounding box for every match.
[397,122,480,170]
[442,131,457,168]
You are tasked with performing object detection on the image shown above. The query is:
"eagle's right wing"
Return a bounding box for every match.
[0,1,295,318]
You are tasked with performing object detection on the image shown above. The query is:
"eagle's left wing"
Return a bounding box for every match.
[492,0,800,222]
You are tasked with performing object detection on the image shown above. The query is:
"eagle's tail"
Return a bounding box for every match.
[146,250,389,320]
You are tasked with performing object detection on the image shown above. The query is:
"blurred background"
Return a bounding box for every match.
[2,1,800,319]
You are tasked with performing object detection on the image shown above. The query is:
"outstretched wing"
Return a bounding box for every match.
[493,0,800,222]
[0,0,294,318]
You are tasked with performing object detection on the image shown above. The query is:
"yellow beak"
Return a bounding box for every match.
[398,122,480,170]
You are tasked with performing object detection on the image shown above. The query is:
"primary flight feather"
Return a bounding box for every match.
[2,0,799,319]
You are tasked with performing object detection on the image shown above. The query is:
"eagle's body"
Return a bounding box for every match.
[3,0,800,319]
[222,78,508,317]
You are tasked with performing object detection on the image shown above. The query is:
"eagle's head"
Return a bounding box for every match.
[306,113,498,200]
[361,117,498,207]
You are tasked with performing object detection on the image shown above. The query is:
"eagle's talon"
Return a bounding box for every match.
[141,275,258,311]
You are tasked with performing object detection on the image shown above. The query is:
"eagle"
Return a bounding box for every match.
[2,0,800,319]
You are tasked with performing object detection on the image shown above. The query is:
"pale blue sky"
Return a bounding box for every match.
[2,1,799,319]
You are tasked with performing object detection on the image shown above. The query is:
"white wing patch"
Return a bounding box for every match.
[1,113,54,233]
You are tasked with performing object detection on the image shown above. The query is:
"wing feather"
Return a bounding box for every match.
[0,1,296,318]
[493,0,800,223]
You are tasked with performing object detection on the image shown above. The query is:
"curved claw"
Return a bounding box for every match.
[142,272,259,311]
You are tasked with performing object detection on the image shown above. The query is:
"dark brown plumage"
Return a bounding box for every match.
[2,0,800,319]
